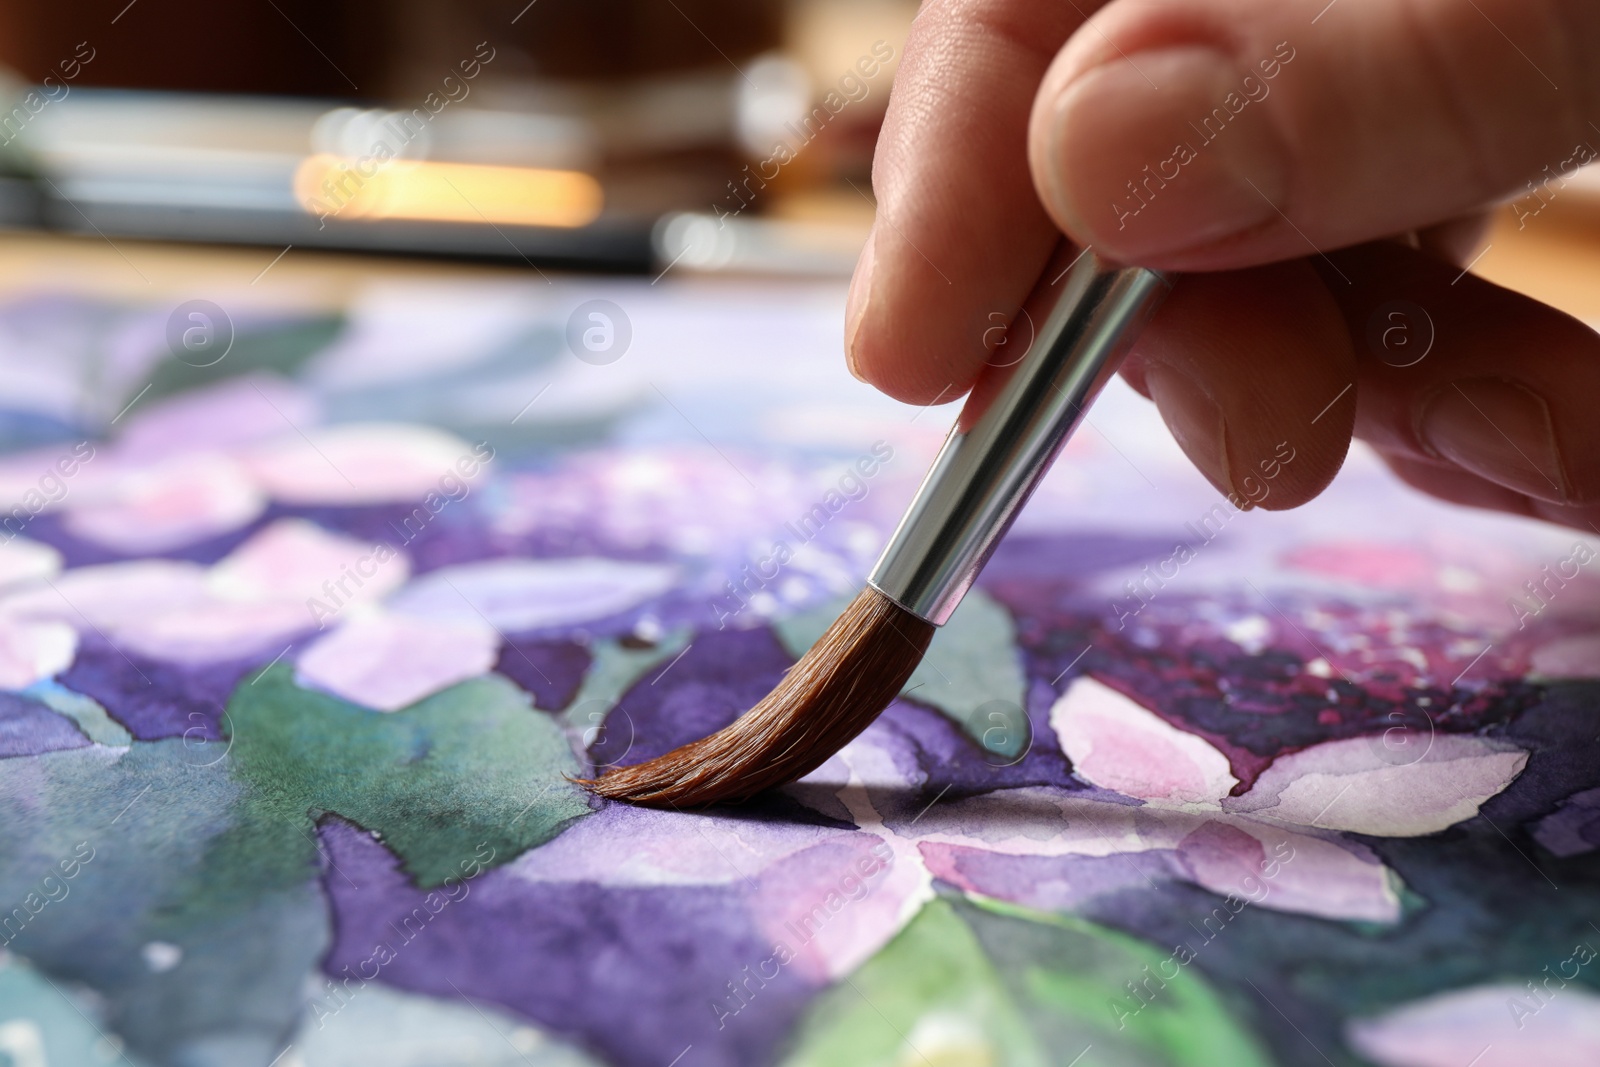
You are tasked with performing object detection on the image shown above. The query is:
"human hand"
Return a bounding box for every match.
[845,0,1600,531]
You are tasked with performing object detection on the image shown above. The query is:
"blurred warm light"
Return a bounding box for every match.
[293,154,604,228]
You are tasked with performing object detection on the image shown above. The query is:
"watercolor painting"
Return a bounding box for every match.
[0,276,1596,1067]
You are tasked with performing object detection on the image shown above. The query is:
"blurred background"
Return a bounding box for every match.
[0,0,1595,316]
[0,0,917,275]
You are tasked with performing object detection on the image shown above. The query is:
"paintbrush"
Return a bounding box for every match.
[585,248,1171,807]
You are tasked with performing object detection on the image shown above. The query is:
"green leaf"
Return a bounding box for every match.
[225,664,591,888]
[0,663,592,1065]
[966,896,1277,1067]
[780,893,1277,1067]
[0,740,329,1065]
[779,896,1047,1067]
[774,589,1028,756]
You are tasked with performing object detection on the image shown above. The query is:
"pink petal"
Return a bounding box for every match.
[1532,634,1600,679]
[0,617,75,689]
[1051,676,1238,807]
[506,768,929,984]
[242,423,483,505]
[1188,815,1400,924]
[296,613,499,711]
[0,444,98,518]
[0,560,312,665]
[128,598,316,663]
[0,560,212,630]
[752,834,924,982]
[208,518,408,607]
[506,802,845,888]
[62,452,267,552]
[115,375,319,461]
[1349,982,1600,1067]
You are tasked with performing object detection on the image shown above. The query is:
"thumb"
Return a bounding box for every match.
[1028,0,1600,270]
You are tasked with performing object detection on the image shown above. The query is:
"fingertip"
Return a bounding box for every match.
[1251,430,1347,511]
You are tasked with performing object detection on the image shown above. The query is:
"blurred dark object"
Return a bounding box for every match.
[0,0,781,99]
[391,0,782,85]
[0,0,902,275]
[0,0,392,98]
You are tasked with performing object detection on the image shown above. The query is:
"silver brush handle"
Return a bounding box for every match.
[867,252,1172,625]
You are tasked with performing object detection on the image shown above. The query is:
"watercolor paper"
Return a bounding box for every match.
[0,279,1595,1067]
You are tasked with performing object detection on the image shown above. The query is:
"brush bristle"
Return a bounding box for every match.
[582,586,933,808]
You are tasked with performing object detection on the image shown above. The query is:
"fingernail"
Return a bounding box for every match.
[844,227,877,382]
[1418,379,1569,503]
[1042,47,1288,260]
[1144,363,1234,499]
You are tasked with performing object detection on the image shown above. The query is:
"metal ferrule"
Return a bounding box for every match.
[867,252,1171,625]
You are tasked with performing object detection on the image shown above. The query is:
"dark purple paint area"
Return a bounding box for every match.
[493,640,592,711]
[0,693,91,757]
[1488,682,1600,837]
[11,507,357,567]
[1532,789,1600,857]
[881,681,1080,800]
[293,502,504,575]
[59,638,259,741]
[594,627,793,768]
[995,572,1545,791]
[316,817,821,1067]
[291,496,687,585]
[5,513,161,568]
[1084,627,1543,793]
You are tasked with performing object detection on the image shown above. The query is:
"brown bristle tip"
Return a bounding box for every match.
[579,586,934,809]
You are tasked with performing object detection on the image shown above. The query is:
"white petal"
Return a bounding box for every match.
[1226,734,1527,836]
[0,538,62,591]
[390,557,676,633]
[902,787,1402,924]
